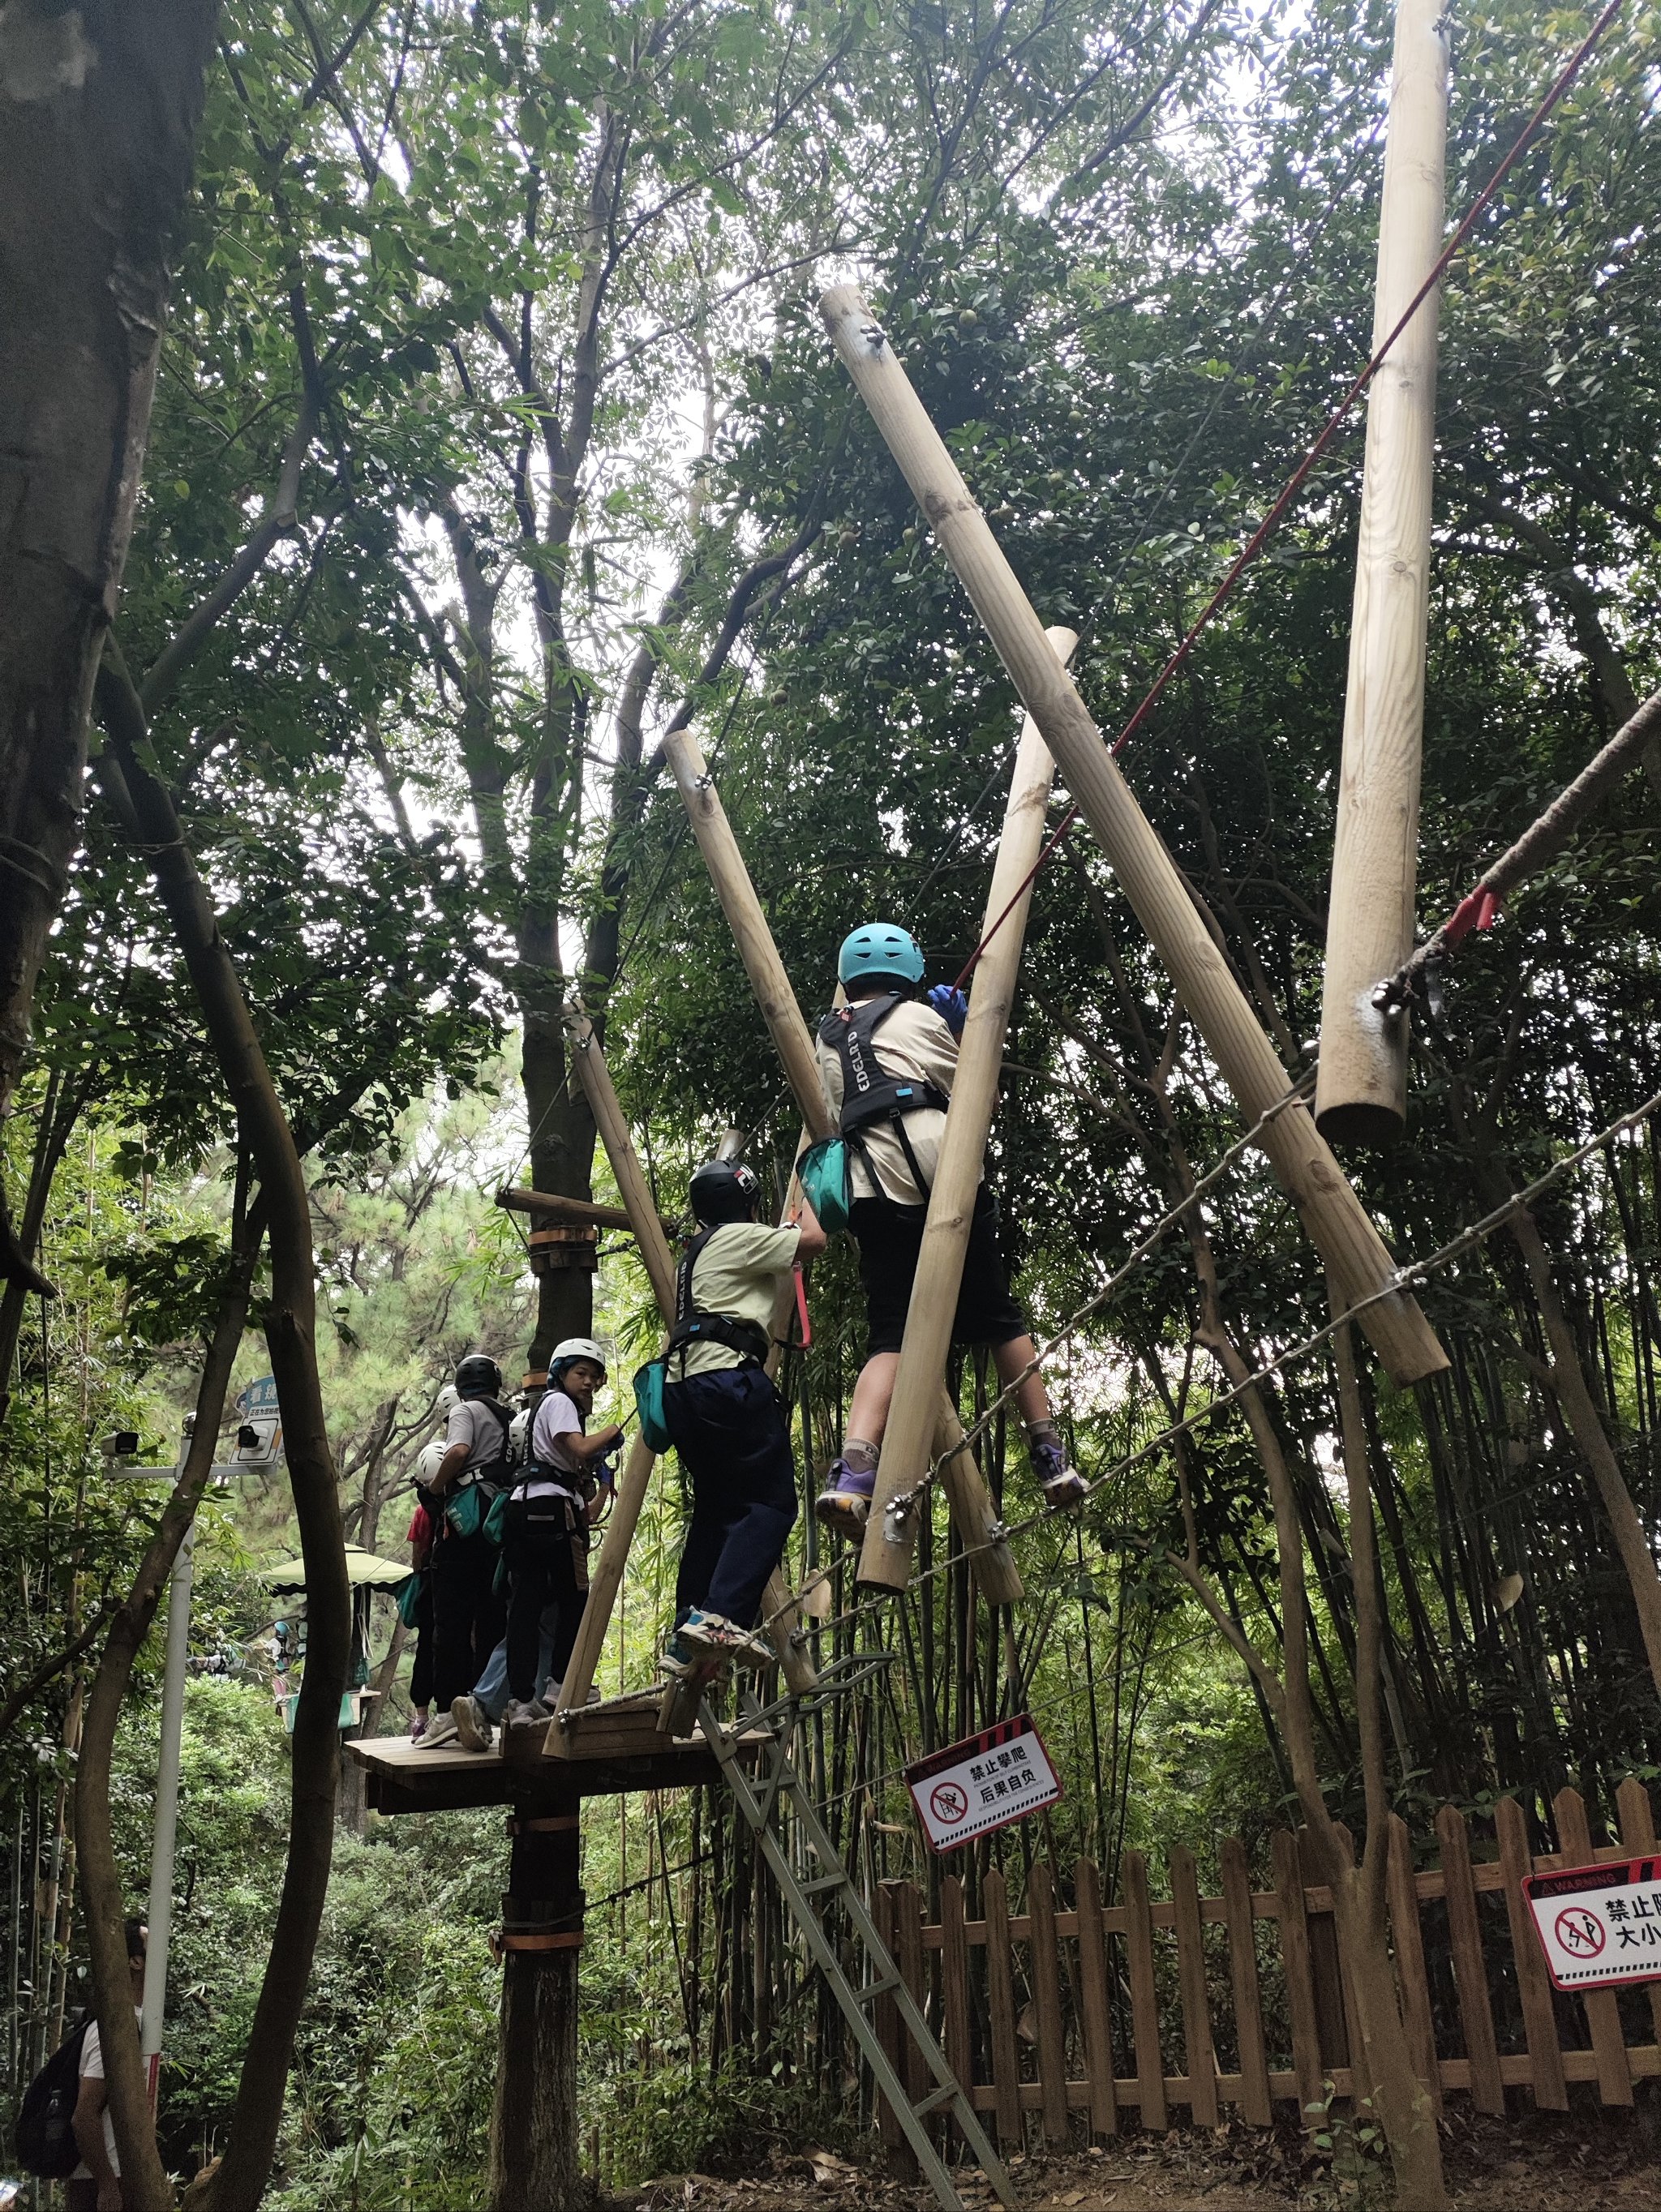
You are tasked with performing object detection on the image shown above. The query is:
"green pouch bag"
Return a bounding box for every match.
[444,1481,486,1540]
[633,1358,672,1455]
[483,1486,511,1546]
[798,1135,851,1232]
[395,1569,425,1628]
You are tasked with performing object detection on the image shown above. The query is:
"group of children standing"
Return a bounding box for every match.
[410,920,1081,1743]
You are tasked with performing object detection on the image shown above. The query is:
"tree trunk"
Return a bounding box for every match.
[0,0,218,1280]
[490,1793,584,2212]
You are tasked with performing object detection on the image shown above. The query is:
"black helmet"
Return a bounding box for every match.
[455,1352,501,1399]
[689,1160,761,1225]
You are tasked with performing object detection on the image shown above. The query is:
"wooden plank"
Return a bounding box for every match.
[1298,1831,1350,2074]
[1554,1787,1633,2107]
[1385,1814,1441,2115]
[939,1875,975,2146]
[1074,1858,1119,2137]
[1435,1803,1504,2115]
[895,1879,929,2110]
[1329,1824,1375,2115]
[983,1867,1024,2147]
[1026,1861,1071,2142]
[1271,1829,1324,2116]
[1615,1778,1661,2050]
[1494,1795,1568,2111]
[1220,1836,1272,2125]
[1121,1850,1167,2128]
[1170,1845,1218,2126]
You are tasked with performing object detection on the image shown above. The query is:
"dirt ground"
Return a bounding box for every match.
[634,2106,1661,2211]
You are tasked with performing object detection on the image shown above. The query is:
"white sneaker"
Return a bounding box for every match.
[450,1694,493,1752]
[417,1713,459,1751]
[504,1698,548,1728]
[545,1679,602,1710]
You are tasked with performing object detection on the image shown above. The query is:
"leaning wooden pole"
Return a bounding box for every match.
[555,1010,814,1713]
[819,284,1447,1387]
[857,629,1073,1591]
[1315,0,1451,1147]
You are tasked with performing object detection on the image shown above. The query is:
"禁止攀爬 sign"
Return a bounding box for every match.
[1522,1854,1661,1991]
[904,1715,1061,1854]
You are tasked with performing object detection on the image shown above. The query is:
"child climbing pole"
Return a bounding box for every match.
[813,921,1085,1536]
[658,1159,826,1674]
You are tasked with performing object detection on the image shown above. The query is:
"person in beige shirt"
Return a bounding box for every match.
[659,1158,826,1674]
[813,920,1084,1535]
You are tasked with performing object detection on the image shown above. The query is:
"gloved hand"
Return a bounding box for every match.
[596,1455,619,1490]
[926,982,969,1037]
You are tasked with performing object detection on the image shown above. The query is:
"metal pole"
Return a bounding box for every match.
[141,1521,192,2102]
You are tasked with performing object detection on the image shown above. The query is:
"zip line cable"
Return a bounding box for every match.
[951,0,1628,994]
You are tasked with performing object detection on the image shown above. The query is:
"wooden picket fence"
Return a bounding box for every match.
[869,1781,1661,2146]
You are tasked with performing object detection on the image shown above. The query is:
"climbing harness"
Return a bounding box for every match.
[820,993,951,1202]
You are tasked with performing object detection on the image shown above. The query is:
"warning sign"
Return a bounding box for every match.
[904,1715,1061,1854]
[1522,1854,1661,1991]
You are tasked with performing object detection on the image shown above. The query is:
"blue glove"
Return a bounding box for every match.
[927,983,968,1038]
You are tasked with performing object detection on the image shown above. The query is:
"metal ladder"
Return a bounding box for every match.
[698,1672,1018,2212]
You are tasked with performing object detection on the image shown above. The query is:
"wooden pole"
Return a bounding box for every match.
[496,1185,676,1238]
[663,726,834,1142]
[857,630,1073,1590]
[1315,0,1450,1147]
[556,1009,814,1710]
[489,1790,582,2212]
[818,284,1447,1387]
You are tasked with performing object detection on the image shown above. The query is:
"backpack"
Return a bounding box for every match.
[818,994,951,1202]
[14,2013,92,2177]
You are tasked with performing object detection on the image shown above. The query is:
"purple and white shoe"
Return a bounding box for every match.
[1032,1441,1087,1513]
[815,1460,876,1539]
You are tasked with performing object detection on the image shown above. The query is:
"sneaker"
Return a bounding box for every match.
[814,1460,875,1540]
[450,1694,493,1752]
[659,1627,702,1683]
[504,1697,550,1728]
[545,1680,602,1711]
[1032,1441,1087,1513]
[409,1712,428,1742]
[417,1713,460,1750]
[679,1609,775,1672]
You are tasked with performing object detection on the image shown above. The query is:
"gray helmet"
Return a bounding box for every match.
[455,1352,501,1399]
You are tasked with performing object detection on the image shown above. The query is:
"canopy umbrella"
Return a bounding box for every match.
[257,1542,413,1597]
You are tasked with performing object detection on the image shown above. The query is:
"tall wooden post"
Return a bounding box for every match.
[819,284,1446,1388]
[556,1009,814,1708]
[1315,0,1451,1147]
[489,1792,583,2212]
[857,630,1073,1591]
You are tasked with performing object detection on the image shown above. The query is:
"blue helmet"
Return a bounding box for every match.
[837,922,924,988]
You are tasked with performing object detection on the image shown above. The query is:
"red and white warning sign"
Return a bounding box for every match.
[904,1714,1062,1854]
[1522,1854,1661,1991]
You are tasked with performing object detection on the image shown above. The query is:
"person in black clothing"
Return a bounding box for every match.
[419,1352,514,1750]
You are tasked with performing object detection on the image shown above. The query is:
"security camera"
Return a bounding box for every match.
[100,1431,142,1458]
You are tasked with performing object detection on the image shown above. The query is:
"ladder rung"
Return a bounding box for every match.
[800,1870,848,1897]
[855,1974,899,2005]
[912,2082,960,2120]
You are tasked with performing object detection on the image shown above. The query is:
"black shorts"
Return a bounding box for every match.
[849,1184,1028,1357]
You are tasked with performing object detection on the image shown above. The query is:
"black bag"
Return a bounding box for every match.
[14,2013,92,2177]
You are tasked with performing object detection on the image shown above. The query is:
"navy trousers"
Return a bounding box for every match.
[663,1365,798,1628]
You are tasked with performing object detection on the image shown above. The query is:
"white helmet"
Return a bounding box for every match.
[417,1438,447,1486]
[509,1407,532,1464]
[436,1383,460,1419]
[549,1336,607,1384]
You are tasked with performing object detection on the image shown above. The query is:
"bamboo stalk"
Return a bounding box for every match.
[858,631,1071,1590]
[1316,0,1451,1146]
[818,283,1447,1387]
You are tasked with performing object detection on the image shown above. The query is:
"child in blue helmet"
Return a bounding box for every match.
[813,921,1084,1535]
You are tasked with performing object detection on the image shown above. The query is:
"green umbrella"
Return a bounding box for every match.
[257,1542,413,1596]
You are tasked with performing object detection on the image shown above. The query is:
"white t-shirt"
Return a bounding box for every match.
[71,2007,143,2178]
[816,996,958,1207]
[444,1397,508,1483]
[526,1389,589,1496]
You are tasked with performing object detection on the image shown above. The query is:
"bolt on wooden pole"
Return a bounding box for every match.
[857,629,1074,1591]
[555,1008,814,1713]
[819,284,1447,1387]
[663,726,834,1142]
[1316,0,1451,1148]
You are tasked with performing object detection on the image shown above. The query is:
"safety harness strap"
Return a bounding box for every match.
[665,1226,770,1373]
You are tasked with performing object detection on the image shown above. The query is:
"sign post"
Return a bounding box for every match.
[905,1715,1062,1854]
[1522,1854,1661,1991]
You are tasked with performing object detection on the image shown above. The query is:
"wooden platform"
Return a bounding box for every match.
[347,1700,722,1815]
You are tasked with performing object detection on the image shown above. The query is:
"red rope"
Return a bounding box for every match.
[952,0,1625,993]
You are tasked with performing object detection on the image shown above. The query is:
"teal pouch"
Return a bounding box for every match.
[798,1136,851,1232]
[633,1358,672,1454]
[444,1481,486,1540]
[395,1569,425,1628]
